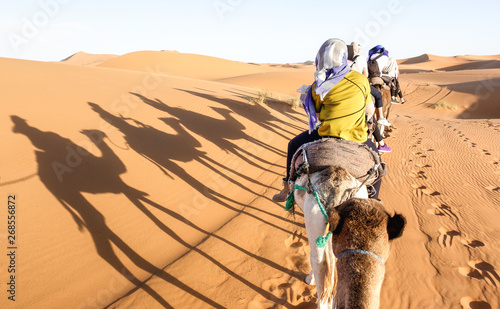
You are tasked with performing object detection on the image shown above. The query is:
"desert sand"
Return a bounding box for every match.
[1,50,499,309]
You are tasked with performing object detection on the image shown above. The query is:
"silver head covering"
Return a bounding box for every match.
[314,39,350,100]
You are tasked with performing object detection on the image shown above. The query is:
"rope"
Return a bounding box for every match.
[285,183,332,248]
[285,184,307,211]
[347,163,380,199]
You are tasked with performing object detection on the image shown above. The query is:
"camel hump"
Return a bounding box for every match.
[290,138,386,184]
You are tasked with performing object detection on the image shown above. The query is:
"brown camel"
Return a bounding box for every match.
[326,198,406,309]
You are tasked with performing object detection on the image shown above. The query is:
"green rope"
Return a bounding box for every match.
[316,231,332,248]
[285,184,307,211]
[285,184,331,248]
[313,190,328,219]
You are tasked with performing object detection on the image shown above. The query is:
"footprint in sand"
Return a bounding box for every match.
[415,163,432,168]
[471,143,477,148]
[249,231,315,308]
[460,238,485,248]
[460,296,492,309]
[438,227,461,248]
[458,260,500,287]
[426,203,458,220]
[482,150,492,156]
[485,185,500,192]
[250,275,315,308]
[409,170,427,180]
[412,184,440,197]
[284,233,310,275]
[413,152,428,158]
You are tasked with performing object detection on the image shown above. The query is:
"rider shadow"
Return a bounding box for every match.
[126,94,304,220]
[12,115,303,307]
[10,115,222,308]
[172,88,297,145]
[225,88,307,130]
[130,92,283,171]
[88,103,302,231]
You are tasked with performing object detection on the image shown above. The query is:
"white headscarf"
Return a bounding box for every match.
[313,39,351,100]
[297,39,351,133]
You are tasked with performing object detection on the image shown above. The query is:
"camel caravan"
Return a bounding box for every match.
[273,39,406,308]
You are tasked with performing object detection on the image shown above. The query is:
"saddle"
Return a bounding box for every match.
[289,138,386,185]
[369,77,391,91]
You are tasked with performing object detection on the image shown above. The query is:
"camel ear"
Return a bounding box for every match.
[327,208,342,234]
[387,213,406,240]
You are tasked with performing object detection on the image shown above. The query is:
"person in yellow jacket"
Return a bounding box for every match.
[273,39,382,202]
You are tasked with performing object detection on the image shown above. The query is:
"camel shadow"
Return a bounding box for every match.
[172,88,297,143]
[224,88,307,130]
[88,102,303,227]
[130,92,284,171]
[10,115,220,308]
[11,115,303,308]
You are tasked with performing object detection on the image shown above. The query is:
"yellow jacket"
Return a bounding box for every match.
[313,70,371,142]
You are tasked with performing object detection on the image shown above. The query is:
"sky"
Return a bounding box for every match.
[1,0,498,64]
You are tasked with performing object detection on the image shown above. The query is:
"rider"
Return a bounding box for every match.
[273,39,382,202]
[351,42,391,126]
[349,41,368,76]
[382,56,407,104]
[350,42,392,152]
[368,45,406,104]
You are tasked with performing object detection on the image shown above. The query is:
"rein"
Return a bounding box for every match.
[336,249,385,265]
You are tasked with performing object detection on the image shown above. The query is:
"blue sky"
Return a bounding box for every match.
[1,0,498,63]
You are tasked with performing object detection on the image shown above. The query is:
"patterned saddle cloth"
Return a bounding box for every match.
[289,138,386,185]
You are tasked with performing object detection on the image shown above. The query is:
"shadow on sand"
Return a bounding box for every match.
[11,111,304,308]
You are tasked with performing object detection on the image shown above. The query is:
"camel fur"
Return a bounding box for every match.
[293,166,368,309]
[327,198,406,309]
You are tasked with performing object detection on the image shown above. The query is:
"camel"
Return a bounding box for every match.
[327,198,405,309]
[292,166,369,309]
[287,138,394,308]
[292,168,405,309]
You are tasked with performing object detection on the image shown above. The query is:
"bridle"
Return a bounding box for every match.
[336,248,385,265]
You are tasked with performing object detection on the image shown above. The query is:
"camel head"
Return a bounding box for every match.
[326,198,406,309]
[11,115,29,133]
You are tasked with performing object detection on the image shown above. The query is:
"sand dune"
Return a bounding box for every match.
[97,50,288,81]
[215,69,313,96]
[399,53,500,73]
[61,51,118,66]
[1,50,499,309]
